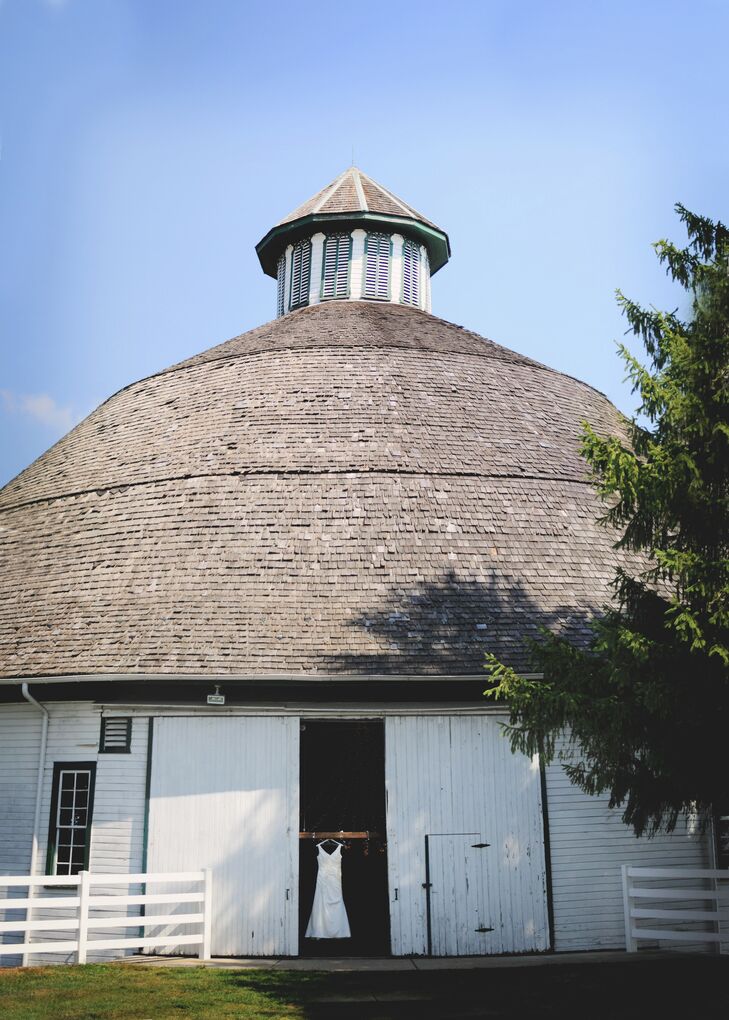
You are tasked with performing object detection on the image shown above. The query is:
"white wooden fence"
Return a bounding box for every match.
[622,865,728,952]
[0,870,212,964]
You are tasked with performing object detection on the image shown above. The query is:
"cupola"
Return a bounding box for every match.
[256,168,450,318]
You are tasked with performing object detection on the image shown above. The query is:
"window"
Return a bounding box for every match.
[289,239,311,309]
[46,762,96,876]
[100,716,132,753]
[276,254,286,317]
[363,233,391,300]
[321,233,351,300]
[402,238,420,307]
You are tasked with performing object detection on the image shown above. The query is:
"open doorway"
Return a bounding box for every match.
[299,719,390,956]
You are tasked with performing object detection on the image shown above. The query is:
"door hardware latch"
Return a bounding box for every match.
[471,842,491,849]
[474,926,494,933]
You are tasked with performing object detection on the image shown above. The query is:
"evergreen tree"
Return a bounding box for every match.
[486,205,729,835]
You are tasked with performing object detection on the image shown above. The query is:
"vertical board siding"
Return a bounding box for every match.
[0,702,148,965]
[385,715,549,956]
[546,736,712,951]
[148,716,299,957]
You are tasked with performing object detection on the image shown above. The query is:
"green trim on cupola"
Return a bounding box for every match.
[256,211,450,279]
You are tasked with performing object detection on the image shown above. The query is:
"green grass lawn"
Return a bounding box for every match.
[1,957,728,1020]
[0,964,319,1020]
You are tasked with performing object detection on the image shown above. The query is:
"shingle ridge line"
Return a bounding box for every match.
[358,170,427,220]
[0,468,594,516]
[313,170,349,214]
[352,169,368,211]
[5,336,514,448]
[167,337,610,400]
[5,332,612,457]
[178,338,527,370]
[67,337,518,414]
[82,300,611,411]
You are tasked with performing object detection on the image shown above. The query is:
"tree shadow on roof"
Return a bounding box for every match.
[324,568,598,675]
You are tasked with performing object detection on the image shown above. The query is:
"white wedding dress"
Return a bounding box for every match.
[305,842,351,939]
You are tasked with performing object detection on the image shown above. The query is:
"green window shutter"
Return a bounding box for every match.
[363,233,391,300]
[321,234,351,300]
[276,254,286,316]
[290,240,311,309]
[402,238,420,307]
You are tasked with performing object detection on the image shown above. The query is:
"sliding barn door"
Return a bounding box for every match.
[386,715,549,956]
[148,716,299,956]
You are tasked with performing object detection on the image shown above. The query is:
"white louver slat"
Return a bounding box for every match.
[100,717,132,753]
[290,240,311,309]
[321,234,351,300]
[402,238,420,307]
[363,233,391,300]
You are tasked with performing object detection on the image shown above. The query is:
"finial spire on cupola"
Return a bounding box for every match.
[256,168,450,318]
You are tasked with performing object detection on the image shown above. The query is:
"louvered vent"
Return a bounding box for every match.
[276,254,286,317]
[290,240,311,309]
[100,717,132,753]
[402,238,420,307]
[363,233,391,300]
[321,233,351,300]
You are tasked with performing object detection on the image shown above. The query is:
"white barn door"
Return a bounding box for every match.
[148,716,299,957]
[386,715,549,956]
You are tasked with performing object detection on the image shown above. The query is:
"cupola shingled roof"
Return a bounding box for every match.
[278,167,441,230]
[256,168,451,278]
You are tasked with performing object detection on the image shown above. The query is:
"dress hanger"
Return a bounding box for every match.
[317,837,341,849]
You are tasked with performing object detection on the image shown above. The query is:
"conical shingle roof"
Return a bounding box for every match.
[278,167,441,231]
[0,301,629,680]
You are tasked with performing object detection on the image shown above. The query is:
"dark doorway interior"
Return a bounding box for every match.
[299,718,390,956]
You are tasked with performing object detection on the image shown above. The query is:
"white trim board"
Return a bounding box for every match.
[99,704,510,718]
[1,673,540,685]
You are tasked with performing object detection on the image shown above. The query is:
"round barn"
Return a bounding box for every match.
[0,169,710,964]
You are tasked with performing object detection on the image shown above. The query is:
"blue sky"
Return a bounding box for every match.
[1,0,727,486]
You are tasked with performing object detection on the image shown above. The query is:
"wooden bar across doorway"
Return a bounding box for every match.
[299,832,382,840]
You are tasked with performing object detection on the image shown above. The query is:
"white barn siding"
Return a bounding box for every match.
[2,702,149,965]
[0,704,43,965]
[545,740,712,951]
[385,715,549,956]
[147,716,299,957]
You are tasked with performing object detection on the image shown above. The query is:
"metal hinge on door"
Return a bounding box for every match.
[475,926,494,933]
[471,842,490,848]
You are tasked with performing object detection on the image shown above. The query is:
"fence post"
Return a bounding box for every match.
[200,869,213,960]
[621,864,637,952]
[77,871,90,964]
[21,877,34,968]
